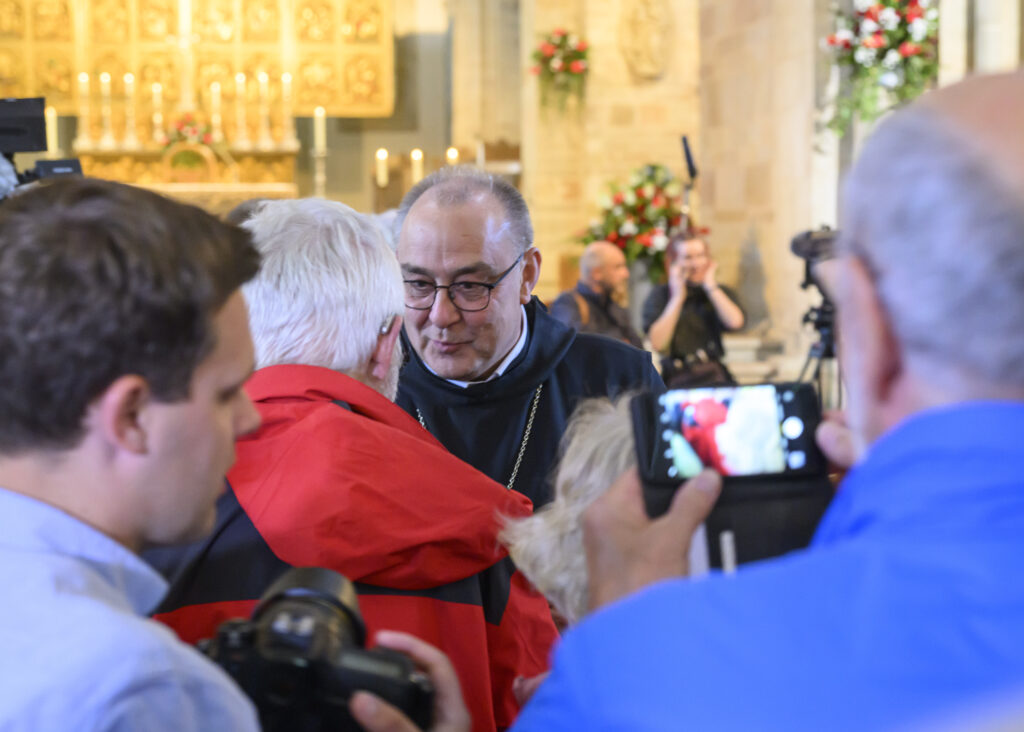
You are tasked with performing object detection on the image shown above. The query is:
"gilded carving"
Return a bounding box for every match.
[91,0,130,42]
[139,54,180,101]
[0,0,24,38]
[243,0,279,42]
[138,0,176,41]
[196,54,234,97]
[33,0,70,41]
[296,54,337,106]
[193,0,235,42]
[619,0,672,80]
[0,50,25,97]
[342,54,379,105]
[35,51,73,102]
[297,0,333,42]
[243,54,282,93]
[92,50,129,88]
[341,0,380,42]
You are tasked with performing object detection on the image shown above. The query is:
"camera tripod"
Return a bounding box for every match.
[795,256,843,412]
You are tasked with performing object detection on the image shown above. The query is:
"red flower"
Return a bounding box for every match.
[652,195,666,208]
[636,232,653,248]
[612,191,625,205]
[863,33,886,49]
[826,33,839,46]
[607,231,619,242]
[202,133,212,144]
[905,5,925,22]
[670,215,683,227]
[540,42,556,57]
[899,41,922,57]
[575,41,588,52]
[552,28,566,37]
[529,65,541,75]
[569,60,586,74]
[634,187,645,200]
[862,3,882,22]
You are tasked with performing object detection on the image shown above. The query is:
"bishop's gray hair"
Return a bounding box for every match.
[395,166,534,254]
[840,106,1024,387]
[241,198,403,373]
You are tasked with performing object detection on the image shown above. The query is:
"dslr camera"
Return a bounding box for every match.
[200,567,434,732]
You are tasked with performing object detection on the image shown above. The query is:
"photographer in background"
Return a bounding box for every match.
[642,233,744,387]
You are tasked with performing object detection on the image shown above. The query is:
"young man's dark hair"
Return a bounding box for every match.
[0,177,260,452]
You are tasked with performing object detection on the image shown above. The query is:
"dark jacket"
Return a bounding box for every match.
[145,365,558,732]
[548,282,643,348]
[397,297,664,508]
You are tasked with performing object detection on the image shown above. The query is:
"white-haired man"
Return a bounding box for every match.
[145,198,558,732]
[509,70,1024,732]
[394,168,662,509]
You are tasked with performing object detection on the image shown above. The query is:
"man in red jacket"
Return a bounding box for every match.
[146,198,558,732]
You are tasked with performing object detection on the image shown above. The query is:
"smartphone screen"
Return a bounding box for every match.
[655,384,821,481]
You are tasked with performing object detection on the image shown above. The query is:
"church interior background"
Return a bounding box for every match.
[3,0,1023,379]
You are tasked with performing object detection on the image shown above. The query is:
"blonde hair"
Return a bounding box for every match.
[501,396,637,624]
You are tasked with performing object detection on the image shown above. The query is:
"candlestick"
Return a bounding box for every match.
[445,147,459,166]
[45,106,58,158]
[122,73,139,149]
[74,72,92,149]
[313,106,326,154]
[281,72,297,146]
[313,150,327,198]
[375,148,389,188]
[98,73,115,148]
[234,72,250,149]
[256,71,272,149]
[151,82,164,145]
[410,148,424,184]
[475,139,485,167]
[210,81,223,142]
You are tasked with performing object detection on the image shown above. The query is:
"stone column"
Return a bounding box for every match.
[939,0,970,85]
[974,0,1022,72]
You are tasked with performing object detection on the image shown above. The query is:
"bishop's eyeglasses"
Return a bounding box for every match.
[403,251,525,312]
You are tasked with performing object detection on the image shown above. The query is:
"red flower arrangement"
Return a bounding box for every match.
[824,0,939,136]
[530,29,589,110]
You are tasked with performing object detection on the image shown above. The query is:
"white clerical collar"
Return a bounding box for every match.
[428,306,529,389]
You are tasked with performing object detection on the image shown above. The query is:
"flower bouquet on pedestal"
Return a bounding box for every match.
[164,113,216,168]
[580,164,691,284]
[530,29,589,111]
[825,0,939,136]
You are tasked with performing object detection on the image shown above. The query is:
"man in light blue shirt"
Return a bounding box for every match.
[511,71,1024,732]
[0,178,263,730]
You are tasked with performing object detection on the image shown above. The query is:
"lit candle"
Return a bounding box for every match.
[100,72,111,101]
[123,73,138,148]
[410,148,424,184]
[445,147,459,166]
[281,72,296,144]
[151,82,163,143]
[97,72,114,148]
[234,72,249,146]
[256,71,271,148]
[45,106,58,157]
[313,106,326,153]
[77,72,91,144]
[375,148,389,187]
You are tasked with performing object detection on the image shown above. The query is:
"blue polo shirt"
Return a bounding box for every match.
[515,402,1024,731]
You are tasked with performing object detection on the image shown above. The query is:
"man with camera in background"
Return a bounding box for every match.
[0,178,464,732]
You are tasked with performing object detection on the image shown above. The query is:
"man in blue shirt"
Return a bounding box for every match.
[509,70,1024,732]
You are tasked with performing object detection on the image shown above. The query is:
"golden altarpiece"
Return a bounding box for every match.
[0,0,394,211]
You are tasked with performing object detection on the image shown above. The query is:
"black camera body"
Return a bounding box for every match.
[200,567,434,732]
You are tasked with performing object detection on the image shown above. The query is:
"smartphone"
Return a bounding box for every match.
[631,383,828,518]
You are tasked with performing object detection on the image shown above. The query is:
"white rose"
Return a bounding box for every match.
[926,8,938,21]
[598,194,613,210]
[854,0,873,11]
[664,181,682,197]
[550,56,563,71]
[909,17,928,42]
[878,7,900,30]
[854,46,877,66]
[882,49,901,68]
[624,190,637,206]
[835,28,855,44]
[860,18,879,35]
[619,220,638,236]
[568,34,579,47]
[652,233,669,252]
[919,0,931,7]
[613,206,624,217]
[879,70,902,89]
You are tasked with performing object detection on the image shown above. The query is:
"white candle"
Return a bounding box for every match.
[410,148,424,184]
[100,72,111,101]
[281,72,296,144]
[445,147,459,166]
[234,73,249,146]
[123,73,138,148]
[256,71,271,147]
[313,106,326,153]
[45,106,58,157]
[375,148,389,188]
[77,73,90,143]
[151,82,163,143]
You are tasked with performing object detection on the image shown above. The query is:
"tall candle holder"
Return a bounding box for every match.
[122,73,139,149]
[151,82,164,145]
[98,73,116,149]
[210,81,224,143]
[313,150,327,198]
[45,106,59,158]
[281,73,298,148]
[256,71,273,150]
[234,73,251,150]
[74,72,92,150]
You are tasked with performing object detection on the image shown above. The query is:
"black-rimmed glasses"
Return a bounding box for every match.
[403,252,525,312]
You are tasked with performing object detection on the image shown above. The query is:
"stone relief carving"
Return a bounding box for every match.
[297,0,334,42]
[0,0,24,38]
[33,0,70,41]
[139,0,176,40]
[341,0,381,41]
[343,54,379,104]
[243,0,279,41]
[619,0,673,80]
[36,52,73,101]
[194,0,235,42]
[297,54,338,105]
[0,50,25,97]
[91,0,130,41]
